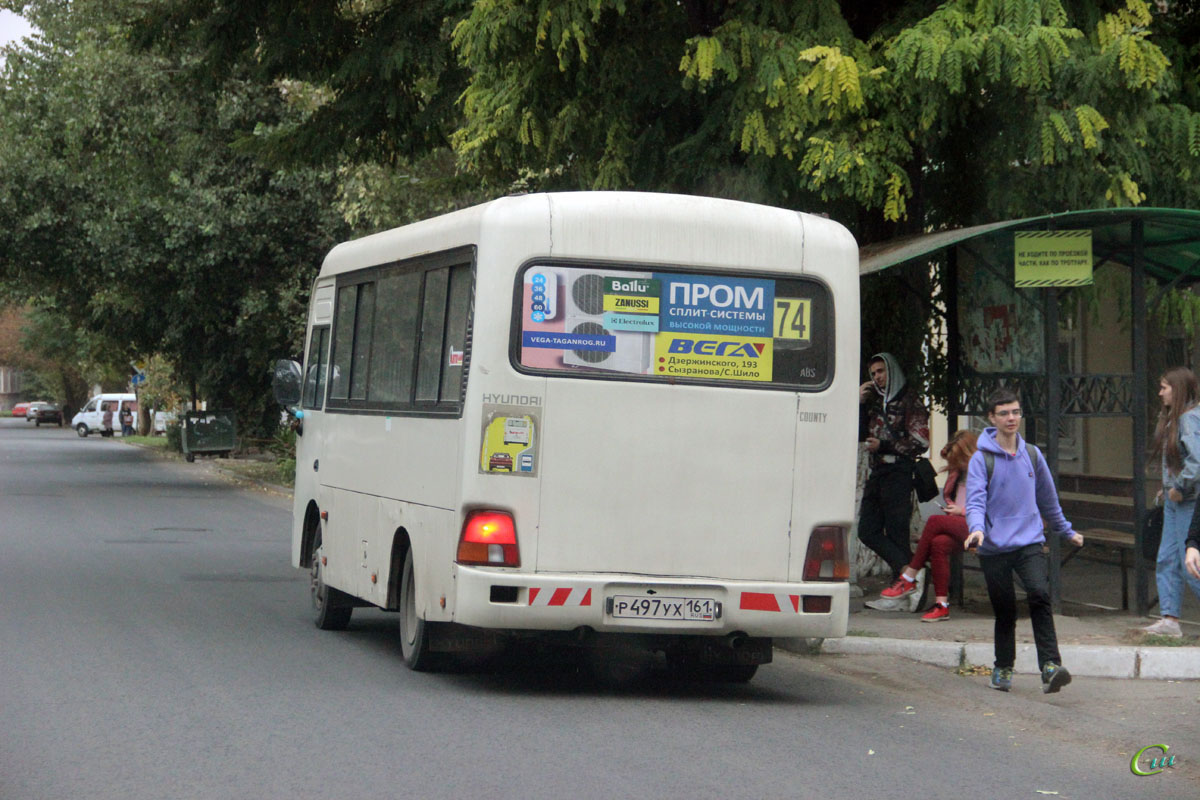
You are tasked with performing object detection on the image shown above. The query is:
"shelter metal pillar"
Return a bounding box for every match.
[946,248,960,438]
[1132,219,1150,617]
[1045,286,1062,612]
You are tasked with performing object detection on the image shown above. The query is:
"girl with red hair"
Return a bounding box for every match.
[868,429,979,620]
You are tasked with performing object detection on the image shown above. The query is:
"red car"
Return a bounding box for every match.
[11,402,30,418]
[488,452,514,471]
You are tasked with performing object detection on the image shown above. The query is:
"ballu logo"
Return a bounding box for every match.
[1130,744,1177,776]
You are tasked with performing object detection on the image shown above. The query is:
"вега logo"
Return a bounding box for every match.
[1130,744,1177,776]
[666,338,765,358]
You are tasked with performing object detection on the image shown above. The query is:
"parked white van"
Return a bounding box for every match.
[72,393,137,437]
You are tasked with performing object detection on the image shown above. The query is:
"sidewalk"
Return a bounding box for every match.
[781,575,1200,681]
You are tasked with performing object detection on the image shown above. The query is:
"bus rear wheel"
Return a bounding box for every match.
[311,546,352,630]
[399,547,436,671]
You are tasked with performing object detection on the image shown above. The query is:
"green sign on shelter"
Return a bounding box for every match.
[1013,230,1094,287]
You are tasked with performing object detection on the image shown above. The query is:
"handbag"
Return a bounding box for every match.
[1142,506,1164,561]
[912,457,939,503]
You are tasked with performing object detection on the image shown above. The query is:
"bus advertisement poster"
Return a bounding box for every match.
[655,274,774,337]
[652,333,773,382]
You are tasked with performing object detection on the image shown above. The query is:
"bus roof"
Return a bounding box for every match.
[319,192,856,279]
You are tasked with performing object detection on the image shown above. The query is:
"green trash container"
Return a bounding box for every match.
[181,410,237,462]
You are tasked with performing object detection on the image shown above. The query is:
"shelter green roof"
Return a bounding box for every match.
[859,207,1200,284]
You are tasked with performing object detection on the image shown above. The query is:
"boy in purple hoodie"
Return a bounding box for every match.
[965,387,1083,694]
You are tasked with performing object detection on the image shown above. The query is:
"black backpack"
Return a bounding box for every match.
[982,443,1040,487]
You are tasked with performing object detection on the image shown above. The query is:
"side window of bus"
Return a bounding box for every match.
[303,327,329,409]
[415,267,449,402]
[330,285,357,401]
[349,282,376,401]
[327,258,473,413]
[370,271,421,404]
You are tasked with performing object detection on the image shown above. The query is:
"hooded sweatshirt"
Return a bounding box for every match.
[965,427,1073,555]
[859,351,930,469]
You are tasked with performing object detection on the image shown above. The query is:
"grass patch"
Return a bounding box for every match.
[847,629,881,637]
[1120,630,1199,647]
[123,435,169,449]
[1139,633,1195,647]
[215,458,294,489]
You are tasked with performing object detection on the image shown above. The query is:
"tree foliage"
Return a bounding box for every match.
[450,0,1200,241]
[0,1,348,436]
[0,305,127,413]
[125,0,1200,238]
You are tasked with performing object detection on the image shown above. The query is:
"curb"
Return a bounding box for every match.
[780,635,1200,680]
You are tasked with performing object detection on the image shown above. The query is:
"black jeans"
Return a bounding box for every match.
[979,543,1061,670]
[857,462,914,580]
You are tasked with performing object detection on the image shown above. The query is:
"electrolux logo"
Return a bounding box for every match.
[1130,744,1177,776]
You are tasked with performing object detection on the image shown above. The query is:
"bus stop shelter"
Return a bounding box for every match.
[859,208,1200,615]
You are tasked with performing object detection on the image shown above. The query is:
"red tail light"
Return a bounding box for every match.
[804,526,849,581]
[456,510,520,567]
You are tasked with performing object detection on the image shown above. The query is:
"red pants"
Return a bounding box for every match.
[908,515,969,598]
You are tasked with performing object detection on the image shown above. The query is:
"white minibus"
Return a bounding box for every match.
[72,393,137,437]
[273,192,858,681]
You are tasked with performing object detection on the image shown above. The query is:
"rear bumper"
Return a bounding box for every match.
[452,566,849,638]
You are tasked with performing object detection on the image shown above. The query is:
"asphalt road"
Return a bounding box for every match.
[2,417,1198,799]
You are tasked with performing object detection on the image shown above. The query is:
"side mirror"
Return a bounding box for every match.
[272,359,303,407]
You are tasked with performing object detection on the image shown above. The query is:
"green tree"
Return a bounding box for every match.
[452,0,1200,240]
[0,1,349,436]
[135,2,1200,237]
[0,305,127,414]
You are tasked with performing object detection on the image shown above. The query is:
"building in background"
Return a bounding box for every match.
[0,365,25,411]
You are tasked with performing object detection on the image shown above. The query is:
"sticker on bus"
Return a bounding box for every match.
[653,334,774,382]
[480,406,540,477]
[656,274,774,337]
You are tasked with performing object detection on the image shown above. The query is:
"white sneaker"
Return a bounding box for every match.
[908,568,927,612]
[864,596,904,611]
[1141,617,1183,637]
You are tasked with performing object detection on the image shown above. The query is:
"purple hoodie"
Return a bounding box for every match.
[965,427,1073,555]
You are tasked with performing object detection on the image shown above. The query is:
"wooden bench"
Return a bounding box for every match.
[1062,527,1144,611]
[923,527,1144,610]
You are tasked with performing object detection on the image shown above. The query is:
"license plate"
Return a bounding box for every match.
[608,595,719,621]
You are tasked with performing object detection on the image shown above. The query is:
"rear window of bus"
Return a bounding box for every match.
[513,263,833,390]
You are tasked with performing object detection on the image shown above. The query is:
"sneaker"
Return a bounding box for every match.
[1041,662,1072,694]
[864,596,904,611]
[989,667,1013,692]
[1140,617,1183,637]
[921,603,950,622]
[880,576,917,599]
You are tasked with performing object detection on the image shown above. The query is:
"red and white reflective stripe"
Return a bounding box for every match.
[528,587,593,607]
[739,592,799,613]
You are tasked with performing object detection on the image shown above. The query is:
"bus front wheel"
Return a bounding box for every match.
[311,546,352,630]
[399,547,436,671]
